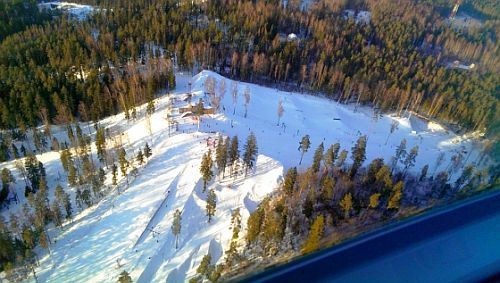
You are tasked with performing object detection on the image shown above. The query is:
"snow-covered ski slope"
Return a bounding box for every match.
[11,70,479,282]
[193,71,480,173]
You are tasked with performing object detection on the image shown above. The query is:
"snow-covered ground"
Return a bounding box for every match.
[38,2,97,20]
[1,70,482,282]
[448,12,483,30]
[343,10,371,25]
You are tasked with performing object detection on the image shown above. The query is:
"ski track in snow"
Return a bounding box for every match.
[0,70,484,282]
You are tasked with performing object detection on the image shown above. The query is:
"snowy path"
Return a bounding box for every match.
[133,165,187,248]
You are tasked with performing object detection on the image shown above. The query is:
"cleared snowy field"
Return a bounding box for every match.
[1,71,481,282]
[38,2,96,20]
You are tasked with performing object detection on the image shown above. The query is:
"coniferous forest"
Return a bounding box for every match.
[0,0,498,136]
[0,0,498,281]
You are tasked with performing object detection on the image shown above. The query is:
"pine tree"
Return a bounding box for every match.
[55,184,72,220]
[200,150,213,193]
[197,254,212,277]
[392,139,407,173]
[369,193,381,209]
[388,181,403,210]
[455,164,474,189]
[312,142,324,173]
[283,167,297,195]
[60,149,72,173]
[172,209,182,249]
[350,135,367,179]
[215,135,228,178]
[336,149,348,169]
[242,132,258,176]
[1,168,14,192]
[340,193,353,218]
[298,135,311,165]
[228,136,239,177]
[136,150,144,165]
[206,189,217,223]
[143,143,152,159]
[50,201,63,227]
[302,190,315,219]
[364,158,384,186]
[225,208,242,265]
[25,155,42,193]
[323,143,340,172]
[320,175,335,205]
[146,99,155,116]
[301,215,324,254]
[95,127,107,163]
[98,167,106,185]
[68,164,77,187]
[376,165,393,193]
[246,205,264,246]
[118,147,128,177]
[118,271,132,283]
[420,164,429,181]
[39,229,50,252]
[111,164,118,186]
[403,145,419,176]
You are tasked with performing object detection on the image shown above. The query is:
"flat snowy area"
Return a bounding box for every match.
[1,71,480,282]
[38,2,96,20]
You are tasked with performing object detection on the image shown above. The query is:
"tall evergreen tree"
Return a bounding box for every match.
[95,127,107,164]
[118,147,129,178]
[403,145,419,176]
[228,136,240,177]
[200,150,213,193]
[350,135,367,179]
[340,193,353,218]
[336,150,348,169]
[143,143,152,159]
[301,215,324,254]
[215,135,228,178]
[111,164,118,186]
[283,167,297,195]
[243,132,258,176]
[323,143,340,172]
[298,135,311,165]
[136,150,144,165]
[392,139,407,173]
[388,181,403,210]
[312,142,324,173]
[206,189,217,223]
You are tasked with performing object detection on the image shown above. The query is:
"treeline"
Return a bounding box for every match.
[223,135,493,280]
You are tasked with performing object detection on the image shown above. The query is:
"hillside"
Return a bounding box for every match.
[1,71,483,282]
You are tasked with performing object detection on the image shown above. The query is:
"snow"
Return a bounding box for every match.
[446,60,476,71]
[448,12,483,29]
[0,70,483,282]
[343,10,371,25]
[38,2,97,20]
